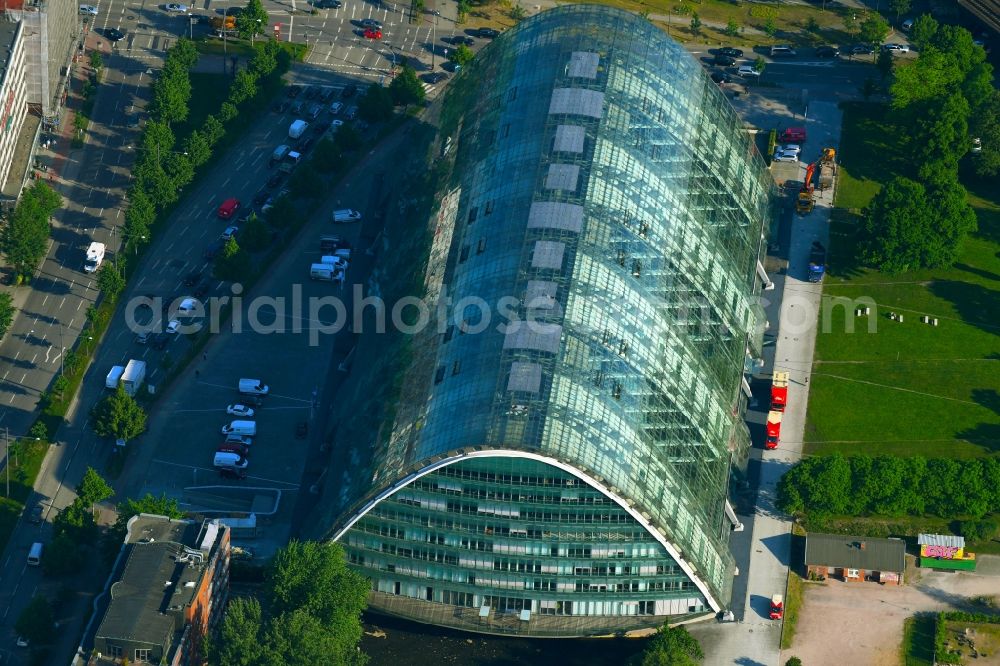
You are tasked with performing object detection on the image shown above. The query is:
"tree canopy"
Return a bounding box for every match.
[778,453,1000,519]
[389,65,425,106]
[237,0,269,41]
[641,624,704,666]
[211,541,369,666]
[15,596,54,645]
[91,384,148,441]
[1,181,61,282]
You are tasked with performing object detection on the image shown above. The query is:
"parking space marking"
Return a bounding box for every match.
[150,457,302,487]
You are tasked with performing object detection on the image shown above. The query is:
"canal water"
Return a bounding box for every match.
[360,615,650,665]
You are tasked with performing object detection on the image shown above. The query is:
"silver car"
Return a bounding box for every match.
[79,4,99,15]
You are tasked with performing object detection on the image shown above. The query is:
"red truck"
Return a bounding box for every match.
[770,594,784,620]
[771,371,789,412]
[779,126,807,143]
[765,411,782,450]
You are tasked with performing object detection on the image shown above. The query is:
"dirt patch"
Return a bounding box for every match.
[783,568,1000,666]
[942,621,1000,663]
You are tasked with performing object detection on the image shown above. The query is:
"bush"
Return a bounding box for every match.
[959,518,997,543]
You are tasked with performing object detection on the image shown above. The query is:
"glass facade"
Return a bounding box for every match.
[323,5,773,636]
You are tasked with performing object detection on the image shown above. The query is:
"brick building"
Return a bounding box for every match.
[804,533,905,585]
[89,514,231,665]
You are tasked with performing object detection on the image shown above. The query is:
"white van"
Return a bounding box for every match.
[221,420,257,437]
[332,209,362,223]
[770,45,796,57]
[224,434,254,447]
[27,542,43,566]
[214,451,248,470]
[238,378,269,395]
[310,263,344,281]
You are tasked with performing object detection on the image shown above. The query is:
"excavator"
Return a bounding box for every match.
[796,148,836,216]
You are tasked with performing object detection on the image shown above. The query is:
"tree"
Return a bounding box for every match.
[183,129,213,168]
[229,69,259,106]
[265,195,299,229]
[448,44,474,67]
[78,467,114,512]
[203,114,226,146]
[250,38,281,77]
[91,384,148,441]
[641,624,704,666]
[690,12,702,36]
[357,84,393,123]
[724,19,740,38]
[971,90,1000,177]
[861,77,878,100]
[15,595,54,645]
[876,47,894,80]
[805,16,819,33]
[97,262,126,303]
[125,185,155,242]
[54,497,99,543]
[42,531,85,576]
[763,17,777,38]
[215,237,252,282]
[960,518,998,543]
[164,151,196,191]
[112,493,184,541]
[509,4,526,22]
[236,0,268,42]
[219,101,239,124]
[753,56,766,74]
[858,176,935,273]
[909,14,939,52]
[238,213,270,252]
[151,59,192,124]
[0,292,14,339]
[889,0,911,22]
[289,168,325,200]
[264,541,369,661]
[1,181,60,282]
[312,137,342,173]
[212,597,263,666]
[333,124,363,153]
[456,0,470,23]
[389,65,425,107]
[859,14,890,47]
[785,658,803,666]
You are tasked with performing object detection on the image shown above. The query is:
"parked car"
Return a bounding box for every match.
[166,319,181,334]
[342,83,358,98]
[477,27,500,38]
[253,189,270,207]
[319,87,336,102]
[105,28,126,41]
[815,45,840,58]
[345,106,358,120]
[308,103,323,119]
[164,3,189,12]
[151,332,170,349]
[183,271,202,287]
[217,197,240,219]
[713,54,736,66]
[360,18,382,29]
[287,85,303,98]
[220,225,239,241]
[738,65,760,78]
[272,100,289,113]
[710,70,730,84]
[364,28,383,40]
[79,4,99,15]
[773,150,799,163]
[219,467,247,480]
[882,43,910,53]
[227,404,256,417]
[266,172,284,189]
[718,47,743,58]
[330,101,344,115]
[291,100,305,115]
[204,239,224,260]
[29,505,44,524]
[851,44,874,55]
[451,35,474,46]
[193,280,210,299]
[313,0,342,8]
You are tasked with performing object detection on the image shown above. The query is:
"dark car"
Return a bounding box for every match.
[219,467,246,480]
[183,270,202,287]
[299,136,316,152]
[719,47,743,58]
[450,35,475,46]
[266,172,284,189]
[477,27,500,38]
[312,0,342,7]
[204,239,224,260]
[342,83,358,98]
[319,87,335,102]
[712,54,736,66]
[423,72,448,84]
[290,100,304,115]
[272,100,289,113]
[193,280,210,299]
[151,332,170,350]
[710,70,731,84]
[851,44,874,55]
[29,505,43,524]
[287,85,303,98]
[816,45,840,58]
[305,85,321,99]
[315,119,332,133]
[105,28,126,41]
[253,189,270,206]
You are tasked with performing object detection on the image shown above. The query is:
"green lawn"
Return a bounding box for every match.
[902,614,936,666]
[805,103,1000,459]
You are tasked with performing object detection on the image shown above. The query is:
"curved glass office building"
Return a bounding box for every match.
[317,4,773,636]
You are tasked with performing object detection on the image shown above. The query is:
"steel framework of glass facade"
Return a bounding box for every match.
[323,5,773,636]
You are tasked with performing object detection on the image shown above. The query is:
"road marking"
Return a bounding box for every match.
[221,177,231,188]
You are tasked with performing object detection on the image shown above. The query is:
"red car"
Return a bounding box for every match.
[217,197,241,219]
[364,28,382,40]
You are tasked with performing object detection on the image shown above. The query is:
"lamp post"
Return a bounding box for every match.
[430,10,439,71]
[223,7,231,73]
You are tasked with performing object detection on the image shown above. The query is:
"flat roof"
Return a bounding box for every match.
[805,533,906,572]
[0,19,21,74]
